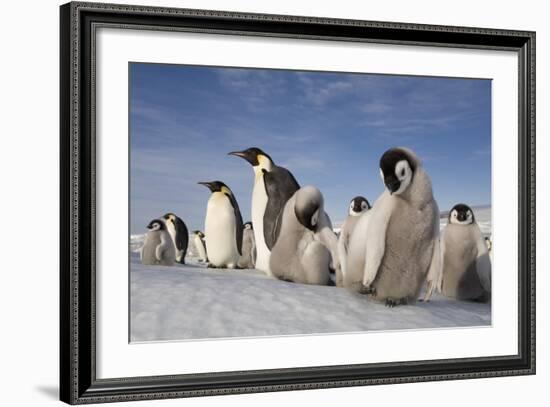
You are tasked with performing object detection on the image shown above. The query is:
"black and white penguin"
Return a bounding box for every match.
[337,196,371,286]
[192,230,208,263]
[441,204,491,302]
[228,147,300,274]
[345,147,441,306]
[141,218,176,266]
[237,222,257,269]
[269,186,335,285]
[162,213,189,264]
[198,181,243,269]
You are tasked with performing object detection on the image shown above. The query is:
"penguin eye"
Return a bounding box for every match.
[400,168,405,177]
[361,202,367,210]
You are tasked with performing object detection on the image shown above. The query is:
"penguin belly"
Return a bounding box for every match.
[371,202,435,304]
[141,233,161,266]
[251,174,271,273]
[194,234,208,262]
[442,227,487,301]
[205,196,240,268]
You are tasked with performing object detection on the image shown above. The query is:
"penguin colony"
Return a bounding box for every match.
[139,146,491,307]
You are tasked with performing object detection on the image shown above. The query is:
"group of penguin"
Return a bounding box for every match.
[141,146,492,307]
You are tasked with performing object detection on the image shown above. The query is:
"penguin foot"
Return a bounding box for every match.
[385,298,407,308]
[207,263,217,269]
[359,285,376,296]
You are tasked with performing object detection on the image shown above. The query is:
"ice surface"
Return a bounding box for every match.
[130,253,490,342]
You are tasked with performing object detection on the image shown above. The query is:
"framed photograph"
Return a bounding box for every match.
[60,1,535,404]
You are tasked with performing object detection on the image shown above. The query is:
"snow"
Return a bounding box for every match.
[130,206,491,342]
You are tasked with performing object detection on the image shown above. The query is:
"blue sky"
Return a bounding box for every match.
[130,63,491,234]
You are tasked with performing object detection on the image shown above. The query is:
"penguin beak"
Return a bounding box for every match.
[385,179,401,194]
[198,181,215,192]
[228,150,258,166]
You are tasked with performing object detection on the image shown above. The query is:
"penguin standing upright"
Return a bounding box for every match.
[440,204,491,302]
[345,147,441,306]
[337,196,371,286]
[192,230,208,263]
[163,213,189,264]
[141,218,176,266]
[228,148,300,274]
[269,186,336,286]
[238,222,257,269]
[198,181,243,269]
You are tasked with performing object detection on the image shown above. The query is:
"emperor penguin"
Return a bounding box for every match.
[192,230,208,263]
[198,181,243,269]
[228,147,300,274]
[269,186,336,286]
[238,222,257,269]
[140,218,176,266]
[336,196,371,287]
[162,213,189,264]
[441,204,491,302]
[345,147,441,306]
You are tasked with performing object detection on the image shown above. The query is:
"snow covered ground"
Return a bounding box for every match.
[130,206,491,342]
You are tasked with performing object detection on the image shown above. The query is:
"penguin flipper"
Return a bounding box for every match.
[263,166,300,249]
[423,205,443,302]
[174,217,189,253]
[362,194,393,288]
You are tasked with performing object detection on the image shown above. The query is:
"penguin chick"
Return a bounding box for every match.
[192,230,208,263]
[269,186,335,285]
[163,213,189,264]
[337,196,371,287]
[238,222,257,269]
[141,218,176,266]
[441,204,491,302]
[199,181,243,269]
[345,147,441,306]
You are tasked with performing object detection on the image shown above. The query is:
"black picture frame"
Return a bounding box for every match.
[60,2,536,404]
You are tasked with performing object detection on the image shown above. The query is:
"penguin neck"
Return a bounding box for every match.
[253,161,273,179]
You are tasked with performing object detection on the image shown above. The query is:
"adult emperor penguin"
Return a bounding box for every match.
[192,230,208,263]
[337,196,371,286]
[228,147,300,274]
[345,147,441,306]
[269,186,336,285]
[198,181,243,269]
[238,222,257,269]
[141,218,176,266]
[440,204,491,302]
[162,213,189,264]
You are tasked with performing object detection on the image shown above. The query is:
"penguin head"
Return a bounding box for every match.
[449,203,475,225]
[228,147,274,172]
[244,222,253,230]
[379,148,417,195]
[349,196,371,216]
[294,186,323,231]
[193,230,205,238]
[147,219,165,231]
[198,181,233,197]
[163,213,177,225]
[485,236,492,251]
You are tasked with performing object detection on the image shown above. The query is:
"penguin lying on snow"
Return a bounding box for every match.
[269,186,338,286]
[228,147,300,274]
[199,181,243,269]
[192,230,208,263]
[163,213,188,264]
[346,147,441,306]
[238,222,257,269]
[337,196,371,287]
[141,218,176,266]
[441,204,491,302]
